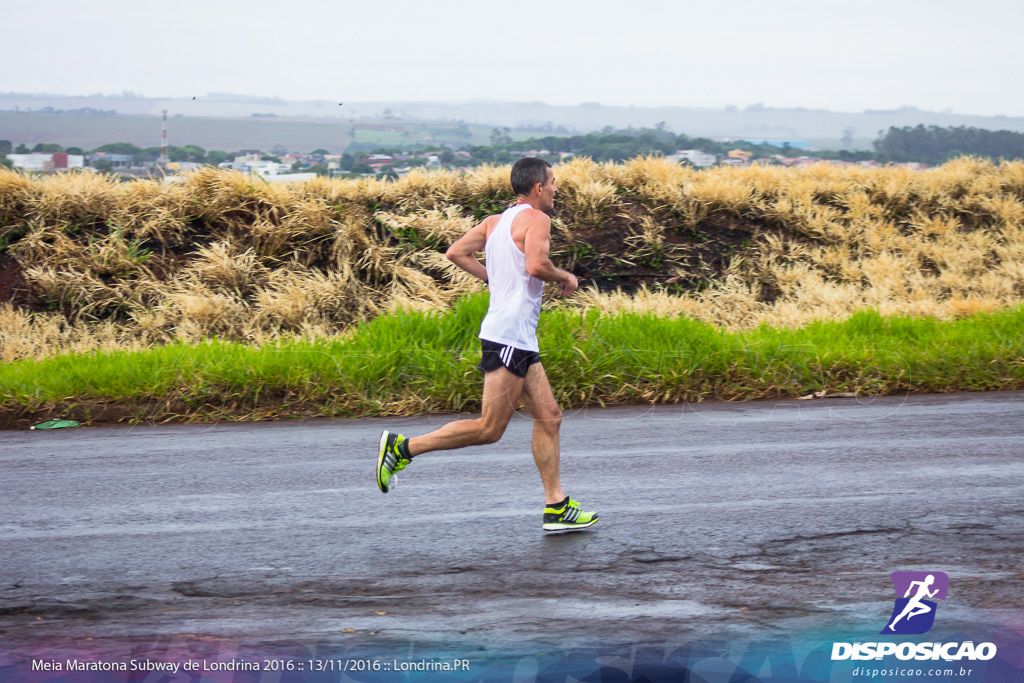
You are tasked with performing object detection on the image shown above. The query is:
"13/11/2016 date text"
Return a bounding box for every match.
[305,659,471,673]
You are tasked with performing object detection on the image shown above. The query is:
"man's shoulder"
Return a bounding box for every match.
[514,207,551,230]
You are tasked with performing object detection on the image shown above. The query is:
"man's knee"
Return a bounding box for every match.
[478,418,508,444]
[536,408,562,430]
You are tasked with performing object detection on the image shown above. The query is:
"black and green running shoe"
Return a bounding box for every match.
[543,497,598,531]
[377,430,411,493]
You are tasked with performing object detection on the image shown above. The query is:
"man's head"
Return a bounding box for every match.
[511,157,555,212]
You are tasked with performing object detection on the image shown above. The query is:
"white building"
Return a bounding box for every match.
[7,153,84,172]
[164,165,317,185]
[669,149,717,168]
[253,166,317,183]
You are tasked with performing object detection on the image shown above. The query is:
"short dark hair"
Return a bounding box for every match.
[510,157,552,196]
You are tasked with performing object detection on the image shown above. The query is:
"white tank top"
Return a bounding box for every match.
[478,203,545,352]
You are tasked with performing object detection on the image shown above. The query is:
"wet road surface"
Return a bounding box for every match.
[2,391,1023,655]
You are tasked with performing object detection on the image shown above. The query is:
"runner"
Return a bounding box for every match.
[376,157,598,532]
[888,574,939,631]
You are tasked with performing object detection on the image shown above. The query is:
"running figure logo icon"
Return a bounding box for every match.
[881,571,949,635]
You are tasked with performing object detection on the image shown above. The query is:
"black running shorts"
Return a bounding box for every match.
[477,339,541,378]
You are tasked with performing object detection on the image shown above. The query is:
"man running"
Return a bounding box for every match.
[376,157,598,532]
[888,574,939,631]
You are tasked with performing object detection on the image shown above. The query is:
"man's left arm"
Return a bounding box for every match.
[445,219,490,282]
[524,214,578,296]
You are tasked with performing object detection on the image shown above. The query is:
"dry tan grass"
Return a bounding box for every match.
[25,170,121,229]
[554,157,622,226]
[0,171,34,228]
[111,179,195,245]
[560,159,1024,330]
[184,241,268,296]
[2,158,1024,360]
[0,302,139,363]
[375,205,476,246]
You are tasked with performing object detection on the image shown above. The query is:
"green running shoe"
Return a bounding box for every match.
[376,430,410,493]
[543,497,598,531]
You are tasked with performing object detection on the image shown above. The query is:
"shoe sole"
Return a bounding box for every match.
[543,518,598,532]
[376,430,390,493]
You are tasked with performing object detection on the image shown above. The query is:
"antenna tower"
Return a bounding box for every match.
[159,110,169,164]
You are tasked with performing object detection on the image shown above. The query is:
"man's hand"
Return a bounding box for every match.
[559,272,579,297]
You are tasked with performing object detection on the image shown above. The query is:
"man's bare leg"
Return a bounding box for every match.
[406,366,524,457]
[520,363,566,505]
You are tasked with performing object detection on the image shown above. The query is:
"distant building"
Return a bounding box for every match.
[51,153,84,170]
[669,149,717,167]
[9,154,54,172]
[86,153,134,168]
[164,162,203,172]
[737,139,810,149]
[253,169,317,184]
[166,161,316,185]
[8,153,85,171]
[251,160,316,182]
[323,153,343,171]
[363,154,393,172]
[233,153,262,165]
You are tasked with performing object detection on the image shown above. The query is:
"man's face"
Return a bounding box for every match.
[536,168,557,213]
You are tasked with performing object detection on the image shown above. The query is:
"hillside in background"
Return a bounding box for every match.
[4,93,1024,152]
[0,113,498,154]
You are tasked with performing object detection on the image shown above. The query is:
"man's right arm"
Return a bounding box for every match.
[445,218,491,282]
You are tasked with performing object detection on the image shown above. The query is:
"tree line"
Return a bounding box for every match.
[467,126,869,164]
[873,125,1024,165]
[0,140,237,165]
[466,124,1024,165]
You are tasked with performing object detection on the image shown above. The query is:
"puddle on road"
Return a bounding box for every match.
[730,562,783,572]
[480,597,717,621]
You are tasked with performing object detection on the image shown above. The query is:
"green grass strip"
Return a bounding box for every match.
[2,294,1024,425]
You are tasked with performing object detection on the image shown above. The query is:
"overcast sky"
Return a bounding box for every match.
[7,0,1023,116]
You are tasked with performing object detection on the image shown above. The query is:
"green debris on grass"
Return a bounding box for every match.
[30,419,82,430]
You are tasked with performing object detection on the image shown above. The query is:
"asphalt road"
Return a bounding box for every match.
[2,391,1023,658]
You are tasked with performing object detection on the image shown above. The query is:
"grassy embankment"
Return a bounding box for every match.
[1,158,1023,425]
[3,294,1024,427]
